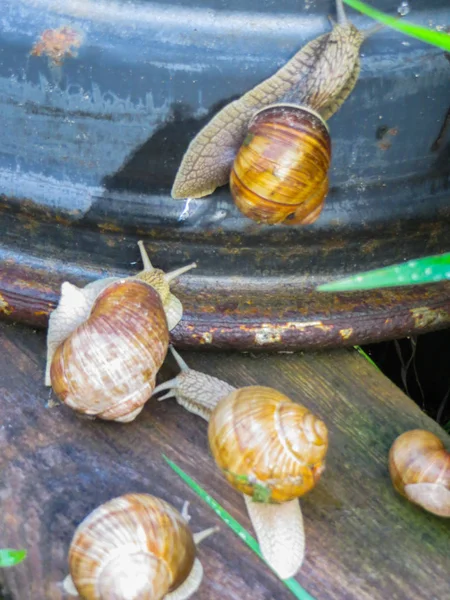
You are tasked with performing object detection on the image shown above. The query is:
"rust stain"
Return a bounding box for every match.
[339,328,353,340]
[201,332,213,344]
[0,293,13,316]
[98,222,123,233]
[285,320,334,333]
[377,141,392,151]
[255,328,282,345]
[376,125,399,151]
[410,307,449,329]
[31,26,83,67]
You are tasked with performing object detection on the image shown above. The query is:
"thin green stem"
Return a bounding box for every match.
[354,346,380,371]
[344,0,450,51]
[163,455,317,600]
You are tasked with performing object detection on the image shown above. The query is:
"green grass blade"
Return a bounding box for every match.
[344,0,450,51]
[163,455,317,600]
[0,549,27,567]
[317,253,450,292]
[353,346,380,371]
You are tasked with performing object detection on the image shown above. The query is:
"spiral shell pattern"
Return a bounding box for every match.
[68,494,196,600]
[389,430,450,517]
[50,279,169,422]
[230,104,331,225]
[208,386,328,503]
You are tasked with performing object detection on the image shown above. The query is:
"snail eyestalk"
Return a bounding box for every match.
[137,239,154,271]
[165,262,197,283]
[336,0,347,25]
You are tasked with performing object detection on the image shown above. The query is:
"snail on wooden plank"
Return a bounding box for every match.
[153,348,328,579]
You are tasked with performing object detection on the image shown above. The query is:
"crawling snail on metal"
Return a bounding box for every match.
[172,0,386,225]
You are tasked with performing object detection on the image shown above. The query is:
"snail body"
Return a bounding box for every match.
[45,242,196,422]
[153,348,328,578]
[389,429,450,517]
[64,493,215,600]
[172,0,367,224]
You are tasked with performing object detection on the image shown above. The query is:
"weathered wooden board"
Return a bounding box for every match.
[0,321,449,600]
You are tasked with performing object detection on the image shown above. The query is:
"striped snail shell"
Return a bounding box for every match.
[207,385,329,502]
[389,430,450,517]
[171,0,371,225]
[45,242,196,423]
[230,104,331,225]
[153,349,329,579]
[64,494,206,600]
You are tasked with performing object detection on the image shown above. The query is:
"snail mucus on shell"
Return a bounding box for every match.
[63,493,217,600]
[153,347,329,579]
[389,429,450,517]
[45,241,196,423]
[171,0,380,225]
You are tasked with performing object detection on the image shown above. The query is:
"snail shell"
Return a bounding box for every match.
[389,429,450,517]
[67,494,197,600]
[207,386,328,503]
[171,0,365,226]
[230,104,331,225]
[46,242,196,422]
[50,280,169,422]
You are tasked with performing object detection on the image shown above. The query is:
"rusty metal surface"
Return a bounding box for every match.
[1,215,450,351]
[0,0,450,349]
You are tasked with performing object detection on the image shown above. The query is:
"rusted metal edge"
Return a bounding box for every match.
[1,254,450,351]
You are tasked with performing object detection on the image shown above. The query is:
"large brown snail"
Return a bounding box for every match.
[171,0,381,225]
[45,241,196,422]
[153,348,328,578]
[389,430,450,517]
[63,493,217,599]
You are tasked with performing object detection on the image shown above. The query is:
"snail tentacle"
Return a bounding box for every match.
[153,347,236,418]
[137,239,155,271]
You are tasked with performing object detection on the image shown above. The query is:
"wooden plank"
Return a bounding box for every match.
[0,321,448,600]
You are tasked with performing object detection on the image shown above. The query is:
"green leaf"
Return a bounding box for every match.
[163,455,317,600]
[344,0,450,51]
[317,253,450,292]
[0,549,27,567]
[353,346,380,371]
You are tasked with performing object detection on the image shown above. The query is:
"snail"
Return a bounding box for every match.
[62,493,217,600]
[171,0,383,225]
[45,241,196,422]
[153,348,328,579]
[389,429,450,517]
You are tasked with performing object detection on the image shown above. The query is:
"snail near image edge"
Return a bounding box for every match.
[389,430,450,517]
[45,241,196,422]
[63,493,217,600]
[171,0,386,225]
[153,347,329,579]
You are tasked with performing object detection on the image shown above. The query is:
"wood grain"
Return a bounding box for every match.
[0,321,448,600]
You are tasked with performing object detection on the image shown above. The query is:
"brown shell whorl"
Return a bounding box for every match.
[230,104,331,225]
[50,280,169,422]
[388,429,450,516]
[207,386,328,503]
[68,494,196,600]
